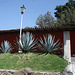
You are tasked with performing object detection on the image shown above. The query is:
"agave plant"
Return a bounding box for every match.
[17,32,37,53]
[0,41,12,53]
[39,35,61,55]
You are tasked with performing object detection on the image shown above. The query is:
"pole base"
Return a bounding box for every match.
[18,50,22,53]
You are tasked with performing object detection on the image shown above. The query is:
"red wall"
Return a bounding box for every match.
[1,30,75,56]
[0,33,19,53]
[0,31,63,55]
[33,32,63,55]
[70,32,75,56]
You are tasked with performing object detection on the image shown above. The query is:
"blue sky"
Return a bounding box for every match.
[0,0,68,30]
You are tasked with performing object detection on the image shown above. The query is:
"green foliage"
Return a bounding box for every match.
[54,0,75,26]
[0,41,12,53]
[36,11,55,28]
[68,0,74,5]
[39,35,61,55]
[54,5,65,19]
[55,0,75,19]
[24,26,33,29]
[17,32,37,53]
[0,53,67,72]
[56,7,75,26]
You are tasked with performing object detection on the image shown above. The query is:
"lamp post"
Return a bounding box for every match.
[20,5,26,42]
[19,5,26,53]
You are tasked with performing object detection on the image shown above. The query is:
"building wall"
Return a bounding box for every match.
[70,31,75,56]
[0,31,63,55]
[33,31,63,55]
[0,33,19,53]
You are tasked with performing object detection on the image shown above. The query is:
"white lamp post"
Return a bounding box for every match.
[19,5,26,53]
[20,5,26,41]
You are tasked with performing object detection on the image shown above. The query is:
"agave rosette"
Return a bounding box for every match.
[39,35,61,54]
[0,41,12,53]
[17,32,37,53]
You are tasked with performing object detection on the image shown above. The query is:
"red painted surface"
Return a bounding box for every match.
[33,32,63,55]
[0,33,19,53]
[0,31,63,55]
[70,32,75,56]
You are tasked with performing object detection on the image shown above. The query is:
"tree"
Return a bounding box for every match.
[54,0,75,26]
[36,11,55,28]
[24,27,33,29]
[54,0,75,19]
[56,7,75,26]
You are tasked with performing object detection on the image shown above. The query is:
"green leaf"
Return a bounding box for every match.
[39,35,61,54]
[16,32,37,53]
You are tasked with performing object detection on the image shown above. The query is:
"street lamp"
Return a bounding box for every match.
[20,5,26,41]
[19,5,26,53]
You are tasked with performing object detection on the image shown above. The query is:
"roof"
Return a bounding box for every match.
[0,26,75,34]
[23,26,75,32]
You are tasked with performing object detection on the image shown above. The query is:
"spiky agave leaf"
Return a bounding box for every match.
[17,32,37,53]
[39,35,61,55]
[0,41,12,53]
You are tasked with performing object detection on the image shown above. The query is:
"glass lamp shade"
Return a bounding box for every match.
[21,5,26,14]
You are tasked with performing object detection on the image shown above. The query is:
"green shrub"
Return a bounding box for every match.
[39,35,61,55]
[17,32,37,53]
[0,40,12,53]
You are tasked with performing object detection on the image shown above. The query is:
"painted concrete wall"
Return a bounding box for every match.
[0,33,19,53]
[70,32,75,56]
[0,31,63,55]
[33,32,63,55]
[63,31,71,63]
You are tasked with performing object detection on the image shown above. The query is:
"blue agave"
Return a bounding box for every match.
[17,32,37,53]
[39,35,61,55]
[0,41,12,53]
